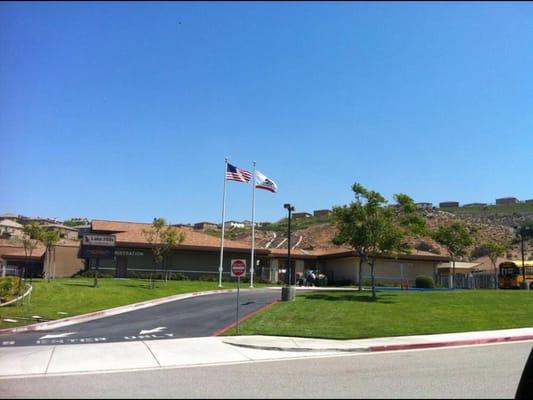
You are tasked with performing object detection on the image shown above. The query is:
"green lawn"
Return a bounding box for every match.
[0,278,275,329]
[224,290,533,339]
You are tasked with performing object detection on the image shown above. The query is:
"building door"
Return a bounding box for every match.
[116,256,127,278]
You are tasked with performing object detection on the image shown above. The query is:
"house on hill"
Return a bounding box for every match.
[496,197,519,205]
[193,222,219,231]
[292,212,312,219]
[0,219,24,239]
[41,224,79,240]
[415,203,433,210]
[313,209,332,217]
[439,201,459,208]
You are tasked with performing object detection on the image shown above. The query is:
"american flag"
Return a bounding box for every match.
[226,163,252,183]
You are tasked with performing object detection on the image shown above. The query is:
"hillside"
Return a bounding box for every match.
[227,206,533,261]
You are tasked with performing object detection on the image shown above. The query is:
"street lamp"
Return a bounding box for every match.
[283,203,295,286]
[281,203,295,301]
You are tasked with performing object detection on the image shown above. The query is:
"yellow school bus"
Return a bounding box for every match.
[499,260,533,289]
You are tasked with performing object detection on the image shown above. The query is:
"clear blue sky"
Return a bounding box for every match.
[1,2,531,224]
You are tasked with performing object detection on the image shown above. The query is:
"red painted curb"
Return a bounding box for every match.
[212,300,280,337]
[369,334,533,352]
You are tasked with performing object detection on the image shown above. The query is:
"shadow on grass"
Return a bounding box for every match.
[62,282,96,288]
[301,293,397,304]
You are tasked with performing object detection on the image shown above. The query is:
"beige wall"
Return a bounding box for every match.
[322,256,438,285]
[44,245,85,278]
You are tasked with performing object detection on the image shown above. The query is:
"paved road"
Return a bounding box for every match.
[0,289,280,347]
[1,341,530,398]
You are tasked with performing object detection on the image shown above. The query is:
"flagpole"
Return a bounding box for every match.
[218,157,228,288]
[250,161,256,288]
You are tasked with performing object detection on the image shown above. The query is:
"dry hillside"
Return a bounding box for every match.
[229,208,533,261]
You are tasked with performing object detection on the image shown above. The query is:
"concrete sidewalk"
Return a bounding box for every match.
[1,328,532,378]
[223,327,533,352]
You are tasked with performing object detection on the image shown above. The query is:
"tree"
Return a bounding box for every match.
[40,229,61,282]
[332,196,368,291]
[432,221,475,289]
[332,183,417,299]
[480,240,509,289]
[516,220,533,287]
[18,222,43,294]
[142,218,185,288]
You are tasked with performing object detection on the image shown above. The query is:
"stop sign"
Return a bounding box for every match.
[231,259,246,277]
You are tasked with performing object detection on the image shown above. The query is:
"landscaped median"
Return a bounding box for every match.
[0,278,276,329]
[222,289,533,339]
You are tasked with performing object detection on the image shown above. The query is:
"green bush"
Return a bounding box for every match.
[198,275,218,282]
[0,276,21,303]
[415,275,435,288]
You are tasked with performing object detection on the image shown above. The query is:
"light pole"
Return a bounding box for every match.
[281,203,295,301]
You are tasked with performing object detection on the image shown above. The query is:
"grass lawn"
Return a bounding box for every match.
[224,290,533,339]
[0,278,276,329]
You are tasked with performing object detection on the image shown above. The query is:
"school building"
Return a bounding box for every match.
[0,219,450,285]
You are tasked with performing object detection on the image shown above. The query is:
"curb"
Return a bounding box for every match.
[368,334,533,352]
[212,300,280,336]
[223,333,533,354]
[0,287,264,334]
[224,341,370,353]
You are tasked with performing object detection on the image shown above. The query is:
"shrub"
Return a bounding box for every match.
[170,272,188,281]
[0,276,21,303]
[198,275,218,282]
[415,275,435,288]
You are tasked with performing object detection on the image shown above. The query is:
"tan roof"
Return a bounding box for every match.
[269,246,450,261]
[0,239,46,260]
[91,220,261,252]
[90,220,450,261]
[268,248,329,258]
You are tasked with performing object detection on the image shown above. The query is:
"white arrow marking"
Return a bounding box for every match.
[39,332,76,339]
[139,327,166,335]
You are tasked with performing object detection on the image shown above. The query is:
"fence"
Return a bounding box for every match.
[436,272,496,289]
[1,265,21,277]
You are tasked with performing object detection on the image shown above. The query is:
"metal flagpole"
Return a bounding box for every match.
[250,161,257,288]
[218,157,228,288]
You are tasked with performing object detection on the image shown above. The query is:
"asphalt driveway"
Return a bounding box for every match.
[0,289,280,347]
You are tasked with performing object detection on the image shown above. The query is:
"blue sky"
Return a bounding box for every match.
[0,2,531,224]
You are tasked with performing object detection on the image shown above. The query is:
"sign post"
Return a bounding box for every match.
[231,259,246,334]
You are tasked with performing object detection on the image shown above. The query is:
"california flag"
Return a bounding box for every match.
[255,170,278,193]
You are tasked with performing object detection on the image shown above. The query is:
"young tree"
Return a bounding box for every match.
[142,218,185,288]
[480,240,509,289]
[432,221,475,289]
[332,183,417,299]
[332,196,368,291]
[18,222,43,294]
[40,229,61,282]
